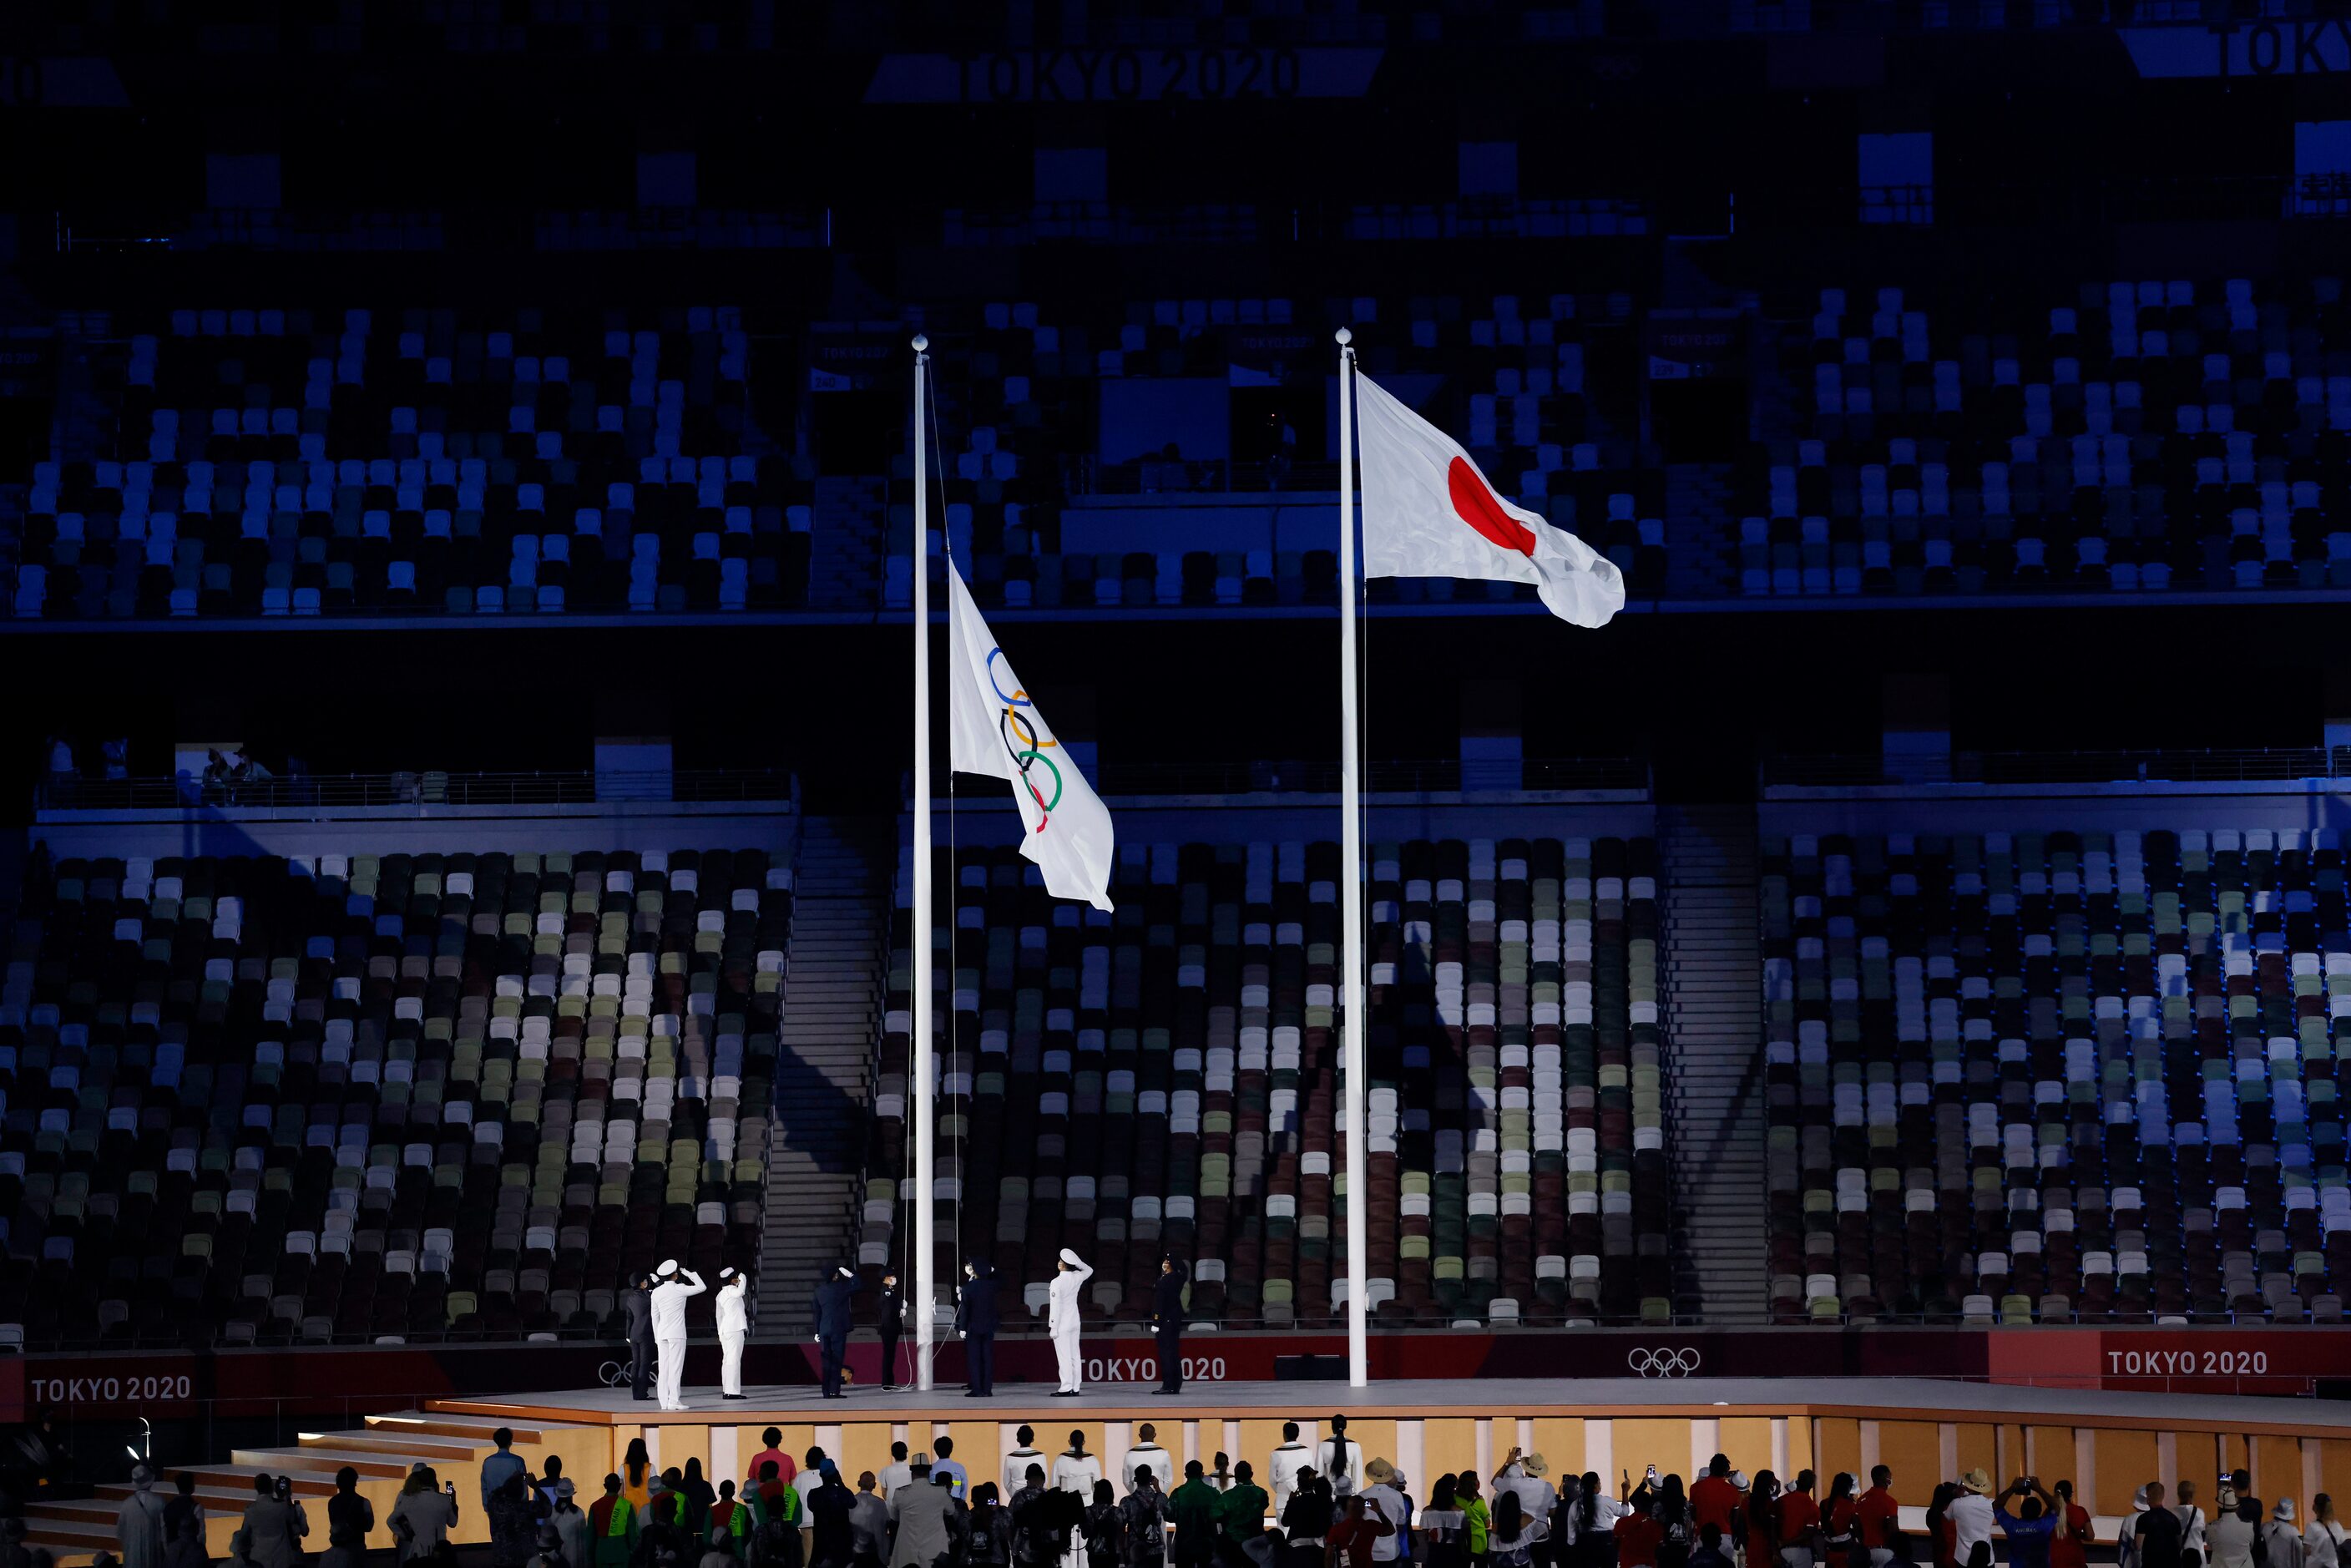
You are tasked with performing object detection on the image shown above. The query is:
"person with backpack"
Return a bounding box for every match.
[2206,1497,2260,1568]
[1651,1477,1692,1568]
[2048,1482,2091,1568]
[1281,1479,1333,1568]
[2305,1496,2346,1568]
[1086,1483,1126,1568]
[968,1485,1014,1568]
[2264,1503,2304,1568]
[755,1464,806,1568]
[1121,1469,1170,1568]
[1017,1476,1084,1568]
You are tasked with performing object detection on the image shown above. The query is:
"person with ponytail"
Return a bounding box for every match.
[1746,1475,1782,1568]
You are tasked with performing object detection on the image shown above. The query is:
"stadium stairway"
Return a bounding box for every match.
[1663,465,1741,599]
[756,817,892,1336]
[22,1409,604,1565]
[1660,805,1771,1323]
[809,476,887,610]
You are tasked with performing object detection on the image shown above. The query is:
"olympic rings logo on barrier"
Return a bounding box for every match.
[597,1360,629,1388]
[988,647,1063,822]
[1626,1347,1701,1378]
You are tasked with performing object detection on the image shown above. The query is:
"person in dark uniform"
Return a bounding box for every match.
[624,1273,656,1401]
[1150,1257,1189,1396]
[955,1260,1000,1398]
[811,1266,858,1399]
[876,1272,907,1392]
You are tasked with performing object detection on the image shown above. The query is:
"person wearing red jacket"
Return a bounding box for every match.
[1774,1473,1821,1568]
[1691,1459,1745,1545]
[1856,1469,1901,1567]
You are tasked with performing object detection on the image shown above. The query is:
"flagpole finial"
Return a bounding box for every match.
[911,334,929,353]
[1334,327,1352,346]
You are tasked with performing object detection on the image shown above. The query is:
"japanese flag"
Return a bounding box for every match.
[1353,370,1626,628]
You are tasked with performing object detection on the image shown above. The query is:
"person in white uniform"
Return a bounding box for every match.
[1052,1431,1104,1568]
[1317,1416,1363,1499]
[1046,1249,1093,1396]
[1268,1424,1313,1520]
[649,1259,707,1410]
[1004,1427,1046,1503]
[1126,1425,1175,1498]
[714,1267,750,1400]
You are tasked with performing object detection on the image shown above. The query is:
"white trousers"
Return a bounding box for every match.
[720,1329,745,1396]
[1053,1326,1082,1391]
[656,1334,688,1409]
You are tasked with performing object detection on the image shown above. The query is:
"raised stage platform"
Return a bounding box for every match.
[428,1374,2351,1531]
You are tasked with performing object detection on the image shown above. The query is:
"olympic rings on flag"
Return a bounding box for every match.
[987,646,1062,817]
[987,650,1033,709]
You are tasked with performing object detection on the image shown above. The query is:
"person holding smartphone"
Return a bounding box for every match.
[392,1466,461,1563]
[1994,1479,2060,1568]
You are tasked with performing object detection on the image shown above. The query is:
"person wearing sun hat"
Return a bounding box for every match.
[1948,1473,1996,1568]
[1360,1461,1410,1565]
[1492,1450,1555,1555]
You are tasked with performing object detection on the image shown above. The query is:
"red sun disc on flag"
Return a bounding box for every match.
[1447,457,1536,556]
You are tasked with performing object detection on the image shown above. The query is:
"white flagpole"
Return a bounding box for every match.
[1336,326,1368,1389]
[911,333,937,1393]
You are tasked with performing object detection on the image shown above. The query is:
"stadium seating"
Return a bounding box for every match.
[1762,827,2351,1324]
[29,276,2351,620]
[1739,279,2351,596]
[897,290,1669,613]
[860,834,1673,1327]
[11,306,813,619]
[0,847,787,1346]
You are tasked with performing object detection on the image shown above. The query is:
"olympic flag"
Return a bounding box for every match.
[945,558,1116,912]
[1353,370,1626,628]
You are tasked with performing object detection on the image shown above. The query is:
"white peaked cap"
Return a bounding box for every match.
[657,1258,679,1277]
[1059,1248,1083,1266]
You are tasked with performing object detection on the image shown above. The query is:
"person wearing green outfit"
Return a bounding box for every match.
[1171,1464,1224,1568]
[1459,1475,1490,1566]
[589,1476,638,1568]
[1216,1463,1272,1568]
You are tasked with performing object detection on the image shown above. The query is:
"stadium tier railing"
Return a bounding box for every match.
[1762,748,2351,791]
[34,769,800,813]
[923,756,1651,798]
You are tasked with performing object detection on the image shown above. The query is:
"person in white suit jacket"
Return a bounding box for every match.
[1051,1431,1103,1568]
[714,1267,750,1400]
[1046,1249,1093,1396]
[649,1260,706,1410]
